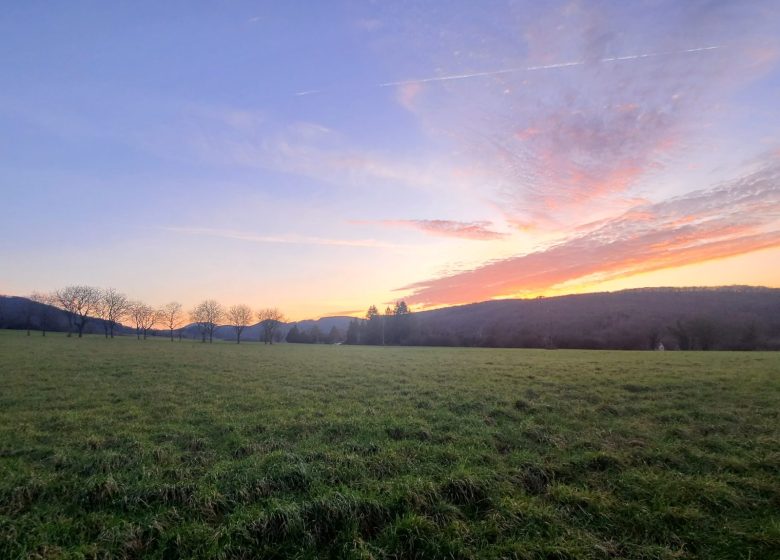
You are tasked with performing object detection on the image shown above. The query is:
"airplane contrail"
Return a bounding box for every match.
[294,45,721,96]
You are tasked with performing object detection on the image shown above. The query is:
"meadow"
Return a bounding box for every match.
[0,331,778,559]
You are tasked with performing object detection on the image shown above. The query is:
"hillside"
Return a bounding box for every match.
[0,295,127,336]
[405,286,780,350]
[0,295,352,341]
[208,316,354,342]
[3,286,780,349]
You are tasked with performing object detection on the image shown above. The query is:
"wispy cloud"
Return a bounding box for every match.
[173,107,477,201]
[328,308,365,316]
[374,219,508,240]
[489,100,682,229]
[369,1,780,235]
[400,157,780,306]
[161,226,402,249]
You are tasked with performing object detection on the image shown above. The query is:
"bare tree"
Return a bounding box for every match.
[142,306,159,339]
[30,292,56,336]
[189,308,206,343]
[55,285,102,337]
[98,288,130,339]
[191,300,224,343]
[159,302,184,341]
[129,301,144,340]
[227,304,253,344]
[129,301,157,340]
[257,307,285,344]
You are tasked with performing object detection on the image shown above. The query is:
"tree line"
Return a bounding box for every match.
[256,301,415,346]
[362,288,780,351]
[285,324,344,344]
[3,286,778,350]
[344,302,413,345]
[331,291,777,350]
[4,286,286,344]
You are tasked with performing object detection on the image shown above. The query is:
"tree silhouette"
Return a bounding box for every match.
[257,308,285,344]
[191,300,224,343]
[55,286,102,338]
[227,304,253,344]
[159,302,184,341]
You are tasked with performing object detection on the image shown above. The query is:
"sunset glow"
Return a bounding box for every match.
[2,2,779,319]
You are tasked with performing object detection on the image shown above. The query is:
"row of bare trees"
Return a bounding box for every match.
[191,300,285,343]
[23,285,285,343]
[32,286,186,340]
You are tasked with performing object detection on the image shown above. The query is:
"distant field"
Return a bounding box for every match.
[1,331,778,559]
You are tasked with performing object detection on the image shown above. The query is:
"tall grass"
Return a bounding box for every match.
[0,331,778,558]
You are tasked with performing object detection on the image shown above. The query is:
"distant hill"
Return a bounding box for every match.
[0,296,69,332]
[0,295,353,340]
[0,295,133,336]
[404,286,780,350]
[3,286,779,349]
[208,316,354,342]
[205,286,780,349]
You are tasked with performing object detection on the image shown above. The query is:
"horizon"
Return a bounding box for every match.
[1,283,775,324]
[2,2,779,320]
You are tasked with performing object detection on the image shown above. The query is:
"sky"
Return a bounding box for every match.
[1,1,779,320]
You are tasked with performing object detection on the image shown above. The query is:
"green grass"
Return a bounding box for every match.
[1,331,779,559]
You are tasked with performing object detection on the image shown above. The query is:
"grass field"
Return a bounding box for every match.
[0,331,778,559]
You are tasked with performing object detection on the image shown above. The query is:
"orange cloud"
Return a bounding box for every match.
[400,158,780,306]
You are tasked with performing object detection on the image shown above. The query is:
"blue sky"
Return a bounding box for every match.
[2,1,779,319]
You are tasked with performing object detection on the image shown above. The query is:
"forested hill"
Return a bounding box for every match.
[401,286,780,350]
[2,286,779,349]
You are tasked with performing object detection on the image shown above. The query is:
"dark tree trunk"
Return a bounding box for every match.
[76,315,88,338]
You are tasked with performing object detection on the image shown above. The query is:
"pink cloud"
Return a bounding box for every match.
[378,219,508,240]
[491,100,684,229]
[400,157,780,306]
[396,82,424,112]
[398,3,780,234]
